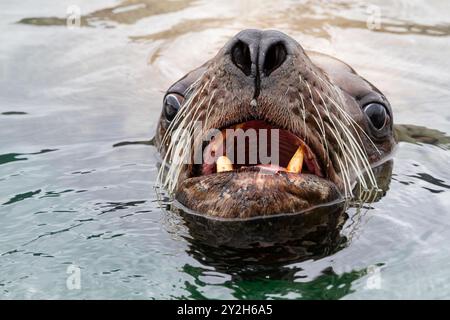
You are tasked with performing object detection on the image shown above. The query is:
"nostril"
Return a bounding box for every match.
[263,42,287,76]
[231,41,252,76]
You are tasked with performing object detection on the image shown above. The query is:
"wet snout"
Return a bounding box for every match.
[224,29,299,98]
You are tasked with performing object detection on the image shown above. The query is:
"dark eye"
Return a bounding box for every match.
[163,94,183,121]
[363,103,389,131]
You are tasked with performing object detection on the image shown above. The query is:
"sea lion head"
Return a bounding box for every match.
[156,29,396,219]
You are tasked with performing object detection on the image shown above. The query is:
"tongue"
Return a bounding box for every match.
[253,164,287,174]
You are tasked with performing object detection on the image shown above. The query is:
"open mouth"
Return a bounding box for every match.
[174,120,342,219]
[199,120,325,178]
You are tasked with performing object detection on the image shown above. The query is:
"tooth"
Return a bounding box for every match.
[216,156,233,172]
[287,145,304,173]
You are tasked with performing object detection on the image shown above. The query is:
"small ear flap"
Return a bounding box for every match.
[166,64,209,96]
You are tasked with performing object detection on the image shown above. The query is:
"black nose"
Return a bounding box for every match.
[230,30,288,78]
[262,42,287,76]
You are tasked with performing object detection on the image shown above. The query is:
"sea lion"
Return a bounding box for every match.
[155,29,396,219]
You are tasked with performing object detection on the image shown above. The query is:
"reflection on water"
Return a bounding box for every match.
[130,18,232,42]
[19,0,450,38]
[179,262,372,299]
[1,111,28,115]
[19,0,194,27]
[1,0,450,299]
[396,124,450,148]
[0,149,57,166]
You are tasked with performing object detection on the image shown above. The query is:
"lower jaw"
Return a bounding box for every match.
[175,168,342,219]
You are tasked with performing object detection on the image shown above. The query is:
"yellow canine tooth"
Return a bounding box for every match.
[286,145,304,173]
[216,155,233,173]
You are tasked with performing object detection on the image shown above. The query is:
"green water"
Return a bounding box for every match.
[1,0,450,299]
